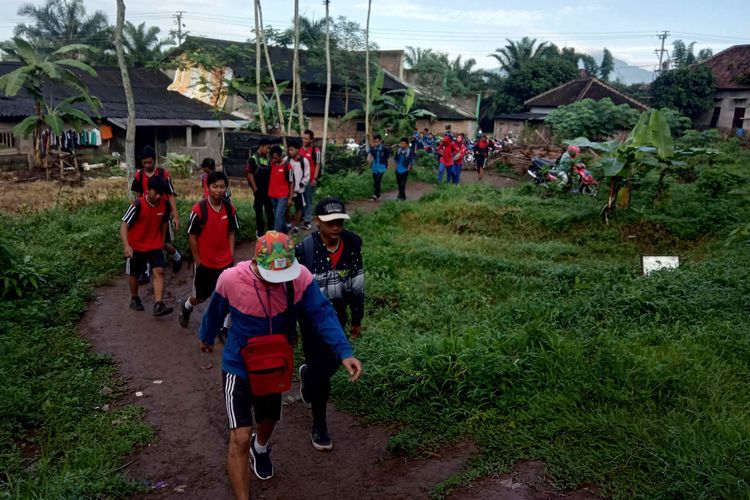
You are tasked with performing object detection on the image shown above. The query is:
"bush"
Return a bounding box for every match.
[696,167,744,198]
[545,98,640,141]
[324,144,366,175]
[162,153,195,179]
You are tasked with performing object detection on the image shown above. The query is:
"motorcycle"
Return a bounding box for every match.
[572,163,599,196]
[527,157,570,189]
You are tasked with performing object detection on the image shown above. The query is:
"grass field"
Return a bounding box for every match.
[332,165,750,498]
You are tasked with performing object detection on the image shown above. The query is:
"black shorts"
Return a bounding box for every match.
[126,249,166,277]
[223,371,282,429]
[476,156,487,170]
[192,264,230,301]
[293,193,305,212]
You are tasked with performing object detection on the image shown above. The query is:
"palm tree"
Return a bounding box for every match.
[404,46,435,69]
[0,37,100,171]
[123,22,173,67]
[14,0,109,51]
[490,37,555,73]
[671,40,713,69]
[115,0,136,193]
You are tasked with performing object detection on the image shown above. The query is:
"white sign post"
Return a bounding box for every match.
[641,256,680,276]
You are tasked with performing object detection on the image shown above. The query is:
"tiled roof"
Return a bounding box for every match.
[700,44,750,90]
[524,77,649,111]
[0,62,226,120]
[493,112,547,121]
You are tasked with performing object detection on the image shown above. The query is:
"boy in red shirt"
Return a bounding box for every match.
[437,135,457,184]
[131,146,184,274]
[179,171,239,329]
[267,145,293,233]
[120,176,174,316]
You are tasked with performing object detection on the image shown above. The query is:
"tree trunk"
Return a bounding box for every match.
[253,0,267,134]
[257,0,287,145]
[292,0,304,134]
[115,0,136,197]
[364,0,372,143]
[321,1,332,171]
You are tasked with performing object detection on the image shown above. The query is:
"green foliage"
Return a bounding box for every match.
[493,57,578,113]
[658,107,693,138]
[333,179,750,498]
[324,144,367,175]
[671,40,713,69]
[599,48,614,81]
[651,65,715,120]
[696,167,744,198]
[162,153,195,179]
[545,98,640,141]
[415,149,438,171]
[405,47,485,98]
[1,254,46,298]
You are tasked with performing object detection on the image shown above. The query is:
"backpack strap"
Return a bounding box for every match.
[199,198,208,225]
[303,235,315,271]
[285,281,297,344]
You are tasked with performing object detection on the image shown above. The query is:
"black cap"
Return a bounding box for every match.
[141,145,156,160]
[315,197,350,222]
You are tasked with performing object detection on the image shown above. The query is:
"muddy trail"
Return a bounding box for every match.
[80,172,597,499]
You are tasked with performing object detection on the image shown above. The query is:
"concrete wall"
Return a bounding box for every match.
[697,89,750,132]
[493,119,527,139]
[416,119,476,138]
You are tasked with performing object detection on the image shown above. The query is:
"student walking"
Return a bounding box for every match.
[475,135,490,181]
[285,140,311,234]
[179,171,239,330]
[437,135,457,184]
[267,146,293,234]
[295,197,365,451]
[299,130,321,231]
[246,139,274,238]
[199,231,363,500]
[120,176,174,316]
[200,157,232,200]
[394,137,414,200]
[451,134,467,185]
[368,134,390,201]
[131,146,183,274]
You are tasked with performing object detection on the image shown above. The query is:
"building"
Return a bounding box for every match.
[493,73,649,140]
[0,62,241,169]
[696,44,750,133]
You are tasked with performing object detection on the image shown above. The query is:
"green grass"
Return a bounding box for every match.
[332,166,750,498]
[317,164,436,202]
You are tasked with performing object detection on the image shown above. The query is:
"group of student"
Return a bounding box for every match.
[118,138,366,500]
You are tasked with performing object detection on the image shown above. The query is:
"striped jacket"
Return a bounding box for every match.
[199,261,353,379]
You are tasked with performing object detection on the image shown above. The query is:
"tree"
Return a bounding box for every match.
[600,48,614,81]
[292,0,304,133]
[545,98,640,142]
[253,0,266,133]
[115,0,136,195]
[14,0,109,53]
[651,65,715,120]
[404,46,434,69]
[321,0,332,169]
[256,0,287,141]
[365,0,372,142]
[493,57,578,113]
[489,37,556,73]
[122,22,173,67]
[0,37,100,171]
[671,40,713,69]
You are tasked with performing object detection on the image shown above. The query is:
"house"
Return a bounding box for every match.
[696,44,750,133]
[0,62,241,169]
[493,73,649,140]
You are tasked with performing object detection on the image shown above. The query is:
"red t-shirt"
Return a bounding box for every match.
[328,239,345,268]
[268,160,292,198]
[300,145,321,182]
[187,199,239,269]
[439,141,457,167]
[131,167,176,196]
[122,195,170,252]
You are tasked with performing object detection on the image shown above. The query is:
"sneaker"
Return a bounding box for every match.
[172,257,183,273]
[250,434,273,480]
[178,301,191,327]
[153,301,174,317]
[370,195,377,201]
[218,327,228,344]
[129,296,144,311]
[298,364,309,404]
[137,273,150,285]
[311,425,333,451]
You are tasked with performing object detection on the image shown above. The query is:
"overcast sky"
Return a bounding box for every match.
[0,0,746,73]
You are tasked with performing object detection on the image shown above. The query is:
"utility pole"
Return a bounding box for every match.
[173,11,186,46]
[654,30,670,79]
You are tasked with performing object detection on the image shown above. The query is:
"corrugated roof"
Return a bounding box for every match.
[524,77,649,111]
[700,44,750,90]
[493,112,547,121]
[0,62,229,121]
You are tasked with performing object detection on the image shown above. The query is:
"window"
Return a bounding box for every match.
[0,130,15,149]
[732,107,746,130]
[709,107,721,128]
[355,122,366,132]
[191,127,207,147]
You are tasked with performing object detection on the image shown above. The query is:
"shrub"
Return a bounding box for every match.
[162,153,195,179]
[696,167,744,198]
[545,98,640,141]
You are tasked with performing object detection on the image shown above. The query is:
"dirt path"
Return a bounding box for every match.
[79,172,596,499]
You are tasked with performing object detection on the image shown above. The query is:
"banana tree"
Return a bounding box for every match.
[340,69,387,137]
[380,87,436,137]
[568,109,716,222]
